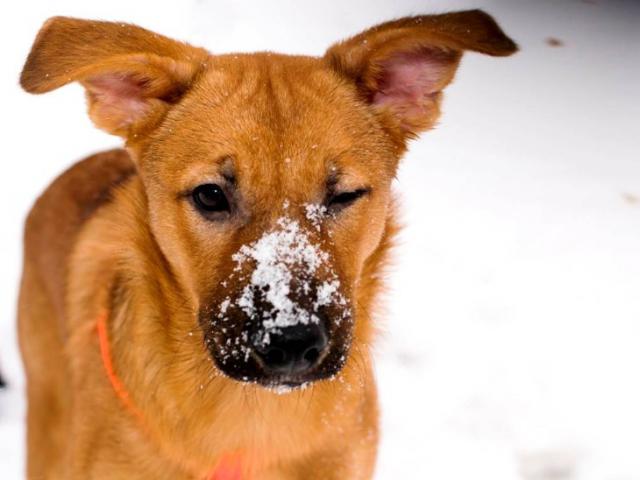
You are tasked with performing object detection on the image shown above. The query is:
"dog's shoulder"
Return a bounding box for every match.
[24,149,136,317]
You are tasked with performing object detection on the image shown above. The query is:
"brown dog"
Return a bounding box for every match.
[18,11,516,479]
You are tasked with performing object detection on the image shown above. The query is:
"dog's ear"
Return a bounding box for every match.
[324,10,517,145]
[20,17,209,139]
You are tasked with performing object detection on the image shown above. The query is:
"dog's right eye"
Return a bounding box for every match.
[192,184,230,215]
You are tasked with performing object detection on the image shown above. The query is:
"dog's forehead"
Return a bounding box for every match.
[154,53,394,196]
[152,53,395,208]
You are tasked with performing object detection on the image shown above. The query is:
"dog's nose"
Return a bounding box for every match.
[253,323,328,376]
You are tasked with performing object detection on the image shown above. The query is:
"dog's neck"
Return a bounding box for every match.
[97,309,244,480]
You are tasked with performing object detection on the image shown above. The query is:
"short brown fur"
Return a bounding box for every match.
[18,11,516,479]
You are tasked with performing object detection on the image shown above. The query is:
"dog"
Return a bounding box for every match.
[18,10,516,479]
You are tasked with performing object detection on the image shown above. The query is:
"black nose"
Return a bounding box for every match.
[253,323,328,376]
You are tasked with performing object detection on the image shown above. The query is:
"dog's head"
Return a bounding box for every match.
[21,12,516,389]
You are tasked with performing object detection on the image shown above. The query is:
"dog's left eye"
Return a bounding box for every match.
[192,184,230,214]
[327,188,369,211]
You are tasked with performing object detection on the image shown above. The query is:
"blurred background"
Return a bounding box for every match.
[1,0,639,478]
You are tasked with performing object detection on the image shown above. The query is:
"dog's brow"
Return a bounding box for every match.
[222,171,236,185]
[326,168,341,191]
[220,157,236,185]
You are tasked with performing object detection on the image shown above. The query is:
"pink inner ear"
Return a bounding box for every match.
[371,49,455,114]
[85,73,151,129]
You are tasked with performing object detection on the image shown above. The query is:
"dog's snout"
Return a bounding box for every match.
[253,323,328,376]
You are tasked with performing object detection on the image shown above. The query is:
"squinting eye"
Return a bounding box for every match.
[192,184,230,214]
[327,188,369,210]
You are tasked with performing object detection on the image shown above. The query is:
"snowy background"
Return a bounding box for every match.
[1,0,639,478]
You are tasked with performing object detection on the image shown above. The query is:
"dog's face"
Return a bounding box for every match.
[21,13,516,388]
[142,55,396,386]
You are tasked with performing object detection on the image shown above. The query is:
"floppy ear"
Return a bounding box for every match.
[324,10,517,144]
[20,17,210,139]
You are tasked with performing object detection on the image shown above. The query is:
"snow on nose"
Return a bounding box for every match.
[218,215,349,344]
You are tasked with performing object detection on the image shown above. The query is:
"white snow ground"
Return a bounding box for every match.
[1,0,639,478]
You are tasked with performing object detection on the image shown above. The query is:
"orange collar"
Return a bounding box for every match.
[96,311,243,480]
